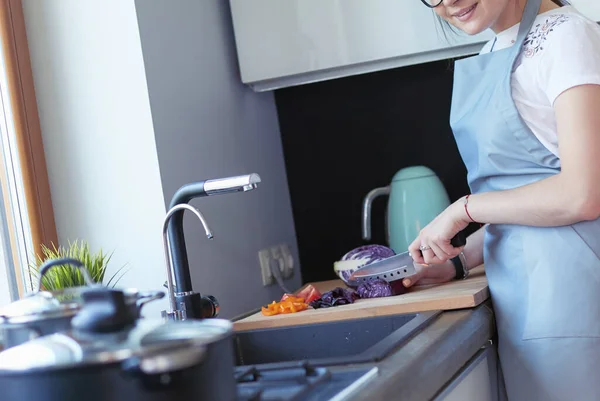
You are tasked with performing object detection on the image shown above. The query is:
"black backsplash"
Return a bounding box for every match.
[274,59,477,285]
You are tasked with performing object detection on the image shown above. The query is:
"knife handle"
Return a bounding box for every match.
[450,230,467,248]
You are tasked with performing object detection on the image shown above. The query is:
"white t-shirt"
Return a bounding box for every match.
[479,6,600,157]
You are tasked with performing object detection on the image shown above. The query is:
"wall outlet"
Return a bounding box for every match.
[258,248,274,286]
[258,244,295,286]
[279,244,294,279]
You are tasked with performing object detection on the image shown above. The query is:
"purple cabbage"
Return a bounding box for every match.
[341,245,396,263]
[309,287,359,309]
[334,244,396,286]
[310,279,409,310]
[356,279,393,298]
[339,270,354,284]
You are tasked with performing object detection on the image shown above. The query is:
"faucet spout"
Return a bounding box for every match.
[165,173,261,320]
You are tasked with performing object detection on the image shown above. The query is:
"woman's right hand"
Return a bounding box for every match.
[403,224,487,288]
[402,260,456,288]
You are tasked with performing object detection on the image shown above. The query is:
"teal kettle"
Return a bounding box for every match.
[362,166,451,253]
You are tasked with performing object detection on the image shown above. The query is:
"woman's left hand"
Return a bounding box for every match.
[408,198,471,265]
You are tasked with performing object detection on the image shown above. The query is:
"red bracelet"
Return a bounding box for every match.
[464,194,476,223]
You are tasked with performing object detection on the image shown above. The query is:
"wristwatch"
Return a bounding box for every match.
[450,252,469,280]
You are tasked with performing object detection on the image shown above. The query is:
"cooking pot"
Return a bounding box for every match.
[0,257,164,349]
[0,285,237,401]
[362,166,451,253]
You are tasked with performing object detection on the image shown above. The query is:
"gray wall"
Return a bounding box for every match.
[134,1,301,318]
[22,0,169,318]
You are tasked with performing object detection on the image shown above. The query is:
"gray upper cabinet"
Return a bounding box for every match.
[229,0,492,92]
[228,0,600,92]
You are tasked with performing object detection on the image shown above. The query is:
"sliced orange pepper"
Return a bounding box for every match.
[280,295,305,303]
[261,299,308,316]
[261,301,279,316]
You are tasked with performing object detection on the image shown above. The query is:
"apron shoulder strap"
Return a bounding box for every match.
[510,0,543,60]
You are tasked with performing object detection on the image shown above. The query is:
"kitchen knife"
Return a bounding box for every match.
[347,231,467,286]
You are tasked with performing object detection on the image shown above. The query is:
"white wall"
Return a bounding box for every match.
[21,0,302,320]
[134,0,302,318]
[21,0,169,317]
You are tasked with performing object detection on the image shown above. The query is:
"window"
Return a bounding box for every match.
[0,0,57,304]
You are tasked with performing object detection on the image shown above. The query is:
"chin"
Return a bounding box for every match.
[458,22,488,36]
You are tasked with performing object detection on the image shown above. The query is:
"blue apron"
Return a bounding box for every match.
[450,0,600,399]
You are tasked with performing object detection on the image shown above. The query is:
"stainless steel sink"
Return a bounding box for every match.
[233,310,440,367]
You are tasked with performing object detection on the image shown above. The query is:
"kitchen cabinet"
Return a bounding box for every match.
[433,343,498,401]
[229,0,492,92]
[229,0,599,92]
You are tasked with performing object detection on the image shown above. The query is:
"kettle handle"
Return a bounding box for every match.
[362,186,391,241]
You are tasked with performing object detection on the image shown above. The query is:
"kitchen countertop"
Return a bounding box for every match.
[343,301,497,401]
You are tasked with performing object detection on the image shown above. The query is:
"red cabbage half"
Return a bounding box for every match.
[333,244,396,286]
[356,278,408,298]
[341,245,396,263]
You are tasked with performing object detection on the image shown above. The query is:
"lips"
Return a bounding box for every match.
[452,3,477,21]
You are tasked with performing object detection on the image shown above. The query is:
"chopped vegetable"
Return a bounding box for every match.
[389,279,409,296]
[309,287,359,309]
[356,279,393,298]
[279,295,305,303]
[281,284,322,304]
[334,244,396,286]
[356,278,408,297]
[261,298,309,316]
[294,284,322,304]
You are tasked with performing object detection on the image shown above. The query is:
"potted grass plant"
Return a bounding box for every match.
[29,239,128,291]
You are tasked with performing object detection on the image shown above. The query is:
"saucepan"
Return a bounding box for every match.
[0,257,164,349]
[0,285,237,401]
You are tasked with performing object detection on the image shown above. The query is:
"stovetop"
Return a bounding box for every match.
[235,362,377,401]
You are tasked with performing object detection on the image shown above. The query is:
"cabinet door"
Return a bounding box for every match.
[433,345,497,401]
[229,0,492,90]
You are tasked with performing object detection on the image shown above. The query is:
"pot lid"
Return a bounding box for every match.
[0,257,98,325]
[0,318,232,373]
[0,284,231,373]
[0,291,80,324]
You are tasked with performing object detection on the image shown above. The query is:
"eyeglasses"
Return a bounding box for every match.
[420,0,443,7]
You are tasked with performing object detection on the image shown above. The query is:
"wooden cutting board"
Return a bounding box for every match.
[233,265,489,331]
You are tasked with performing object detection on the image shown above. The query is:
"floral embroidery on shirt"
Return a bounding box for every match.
[522,14,570,58]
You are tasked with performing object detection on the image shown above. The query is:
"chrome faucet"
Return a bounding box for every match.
[162,173,261,321]
[161,203,214,321]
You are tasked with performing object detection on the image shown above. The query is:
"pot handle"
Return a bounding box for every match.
[121,343,207,378]
[135,290,165,310]
[36,258,96,292]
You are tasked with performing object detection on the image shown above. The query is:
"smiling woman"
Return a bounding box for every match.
[0,0,57,303]
[427,0,570,37]
[406,0,600,399]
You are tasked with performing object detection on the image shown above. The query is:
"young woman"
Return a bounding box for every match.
[404,0,600,399]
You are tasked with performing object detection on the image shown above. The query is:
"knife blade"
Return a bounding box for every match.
[346,230,467,287]
[346,251,417,286]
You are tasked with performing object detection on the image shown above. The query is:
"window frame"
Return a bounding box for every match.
[0,0,58,297]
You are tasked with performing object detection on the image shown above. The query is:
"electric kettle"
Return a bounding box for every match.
[362,165,451,253]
